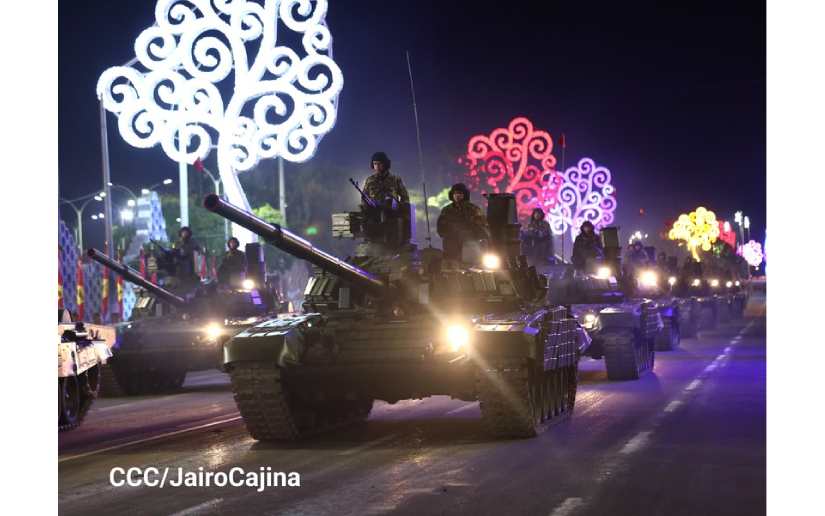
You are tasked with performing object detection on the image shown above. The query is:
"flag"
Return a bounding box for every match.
[200,252,208,279]
[76,259,85,321]
[139,247,146,277]
[559,133,566,149]
[58,247,63,310]
[101,269,109,320]
[194,158,204,172]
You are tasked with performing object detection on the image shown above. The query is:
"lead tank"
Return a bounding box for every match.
[87,247,277,395]
[203,192,581,440]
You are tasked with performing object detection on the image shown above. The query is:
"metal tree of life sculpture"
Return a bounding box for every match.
[546,157,617,240]
[96,0,343,244]
[461,116,561,220]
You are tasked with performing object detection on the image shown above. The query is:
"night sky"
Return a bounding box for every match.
[58,0,765,250]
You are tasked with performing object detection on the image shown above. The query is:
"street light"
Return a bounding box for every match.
[744,216,751,241]
[59,194,103,250]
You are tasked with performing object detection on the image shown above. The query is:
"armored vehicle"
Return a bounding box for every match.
[87,248,277,395]
[625,249,700,351]
[203,191,582,440]
[547,227,663,380]
[672,260,730,330]
[58,310,112,431]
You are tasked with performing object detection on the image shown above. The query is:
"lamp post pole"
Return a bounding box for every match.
[59,195,102,251]
[278,157,286,227]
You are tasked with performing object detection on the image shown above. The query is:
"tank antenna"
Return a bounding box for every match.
[406,51,426,186]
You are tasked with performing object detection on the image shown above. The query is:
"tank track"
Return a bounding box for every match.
[476,360,578,438]
[655,316,680,351]
[230,362,374,441]
[59,365,100,432]
[110,362,187,396]
[603,329,654,381]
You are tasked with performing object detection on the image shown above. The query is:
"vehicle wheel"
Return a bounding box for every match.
[603,329,650,381]
[655,318,680,351]
[59,376,82,431]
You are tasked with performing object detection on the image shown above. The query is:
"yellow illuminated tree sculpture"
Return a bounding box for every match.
[668,207,720,261]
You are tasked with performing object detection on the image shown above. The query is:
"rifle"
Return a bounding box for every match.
[349,178,378,209]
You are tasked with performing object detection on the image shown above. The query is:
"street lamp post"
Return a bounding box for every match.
[194,160,230,242]
[59,195,102,251]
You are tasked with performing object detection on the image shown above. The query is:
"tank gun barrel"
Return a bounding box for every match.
[86,248,186,307]
[203,194,386,295]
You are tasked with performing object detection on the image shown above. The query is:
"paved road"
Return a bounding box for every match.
[59,298,765,516]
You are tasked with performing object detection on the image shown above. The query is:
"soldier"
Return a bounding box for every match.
[571,221,604,272]
[521,207,554,266]
[362,151,409,204]
[436,183,489,261]
[173,226,202,284]
[217,237,246,286]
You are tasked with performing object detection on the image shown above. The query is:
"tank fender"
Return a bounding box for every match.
[223,314,322,368]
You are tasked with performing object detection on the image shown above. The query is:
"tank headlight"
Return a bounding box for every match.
[204,322,223,340]
[582,313,598,329]
[691,278,701,287]
[445,324,471,352]
[481,253,501,270]
[710,279,720,288]
[726,281,733,288]
[596,266,612,279]
[668,276,677,286]
[241,278,255,291]
[735,280,741,287]
[638,270,658,288]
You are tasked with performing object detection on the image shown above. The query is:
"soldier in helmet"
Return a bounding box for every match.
[436,183,489,261]
[172,226,202,285]
[362,151,409,205]
[571,221,604,272]
[218,237,246,287]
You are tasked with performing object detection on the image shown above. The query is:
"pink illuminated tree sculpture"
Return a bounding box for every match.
[461,116,560,219]
[547,157,617,239]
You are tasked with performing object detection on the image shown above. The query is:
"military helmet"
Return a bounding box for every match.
[449,183,470,202]
[370,151,391,169]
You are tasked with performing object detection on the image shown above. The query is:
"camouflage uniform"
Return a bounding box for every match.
[437,201,488,261]
[362,171,409,204]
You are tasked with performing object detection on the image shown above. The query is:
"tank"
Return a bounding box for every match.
[671,259,736,330]
[547,227,663,381]
[203,191,582,440]
[58,309,112,431]
[622,249,701,351]
[86,247,278,395]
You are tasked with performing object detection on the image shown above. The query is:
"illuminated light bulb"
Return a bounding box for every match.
[446,325,471,352]
[710,279,720,288]
[241,279,255,291]
[639,270,658,288]
[691,278,701,287]
[668,276,677,286]
[726,281,733,288]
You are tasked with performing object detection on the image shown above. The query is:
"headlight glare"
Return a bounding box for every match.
[445,324,471,352]
[481,253,501,270]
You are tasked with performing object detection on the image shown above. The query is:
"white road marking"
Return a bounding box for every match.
[685,379,702,391]
[549,497,585,516]
[169,498,224,516]
[445,402,479,415]
[58,416,242,463]
[664,400,683,413]
[619,431,652,455]
[338,433,400,456]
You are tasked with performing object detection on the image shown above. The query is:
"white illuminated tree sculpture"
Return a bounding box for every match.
[97,0,343,243]
[546,157,617,240]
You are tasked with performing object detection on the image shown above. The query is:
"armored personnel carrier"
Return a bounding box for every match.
[203,191,581,440]
[547,228,663,380]
[58,309,112,431]
[87,247,277,395]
